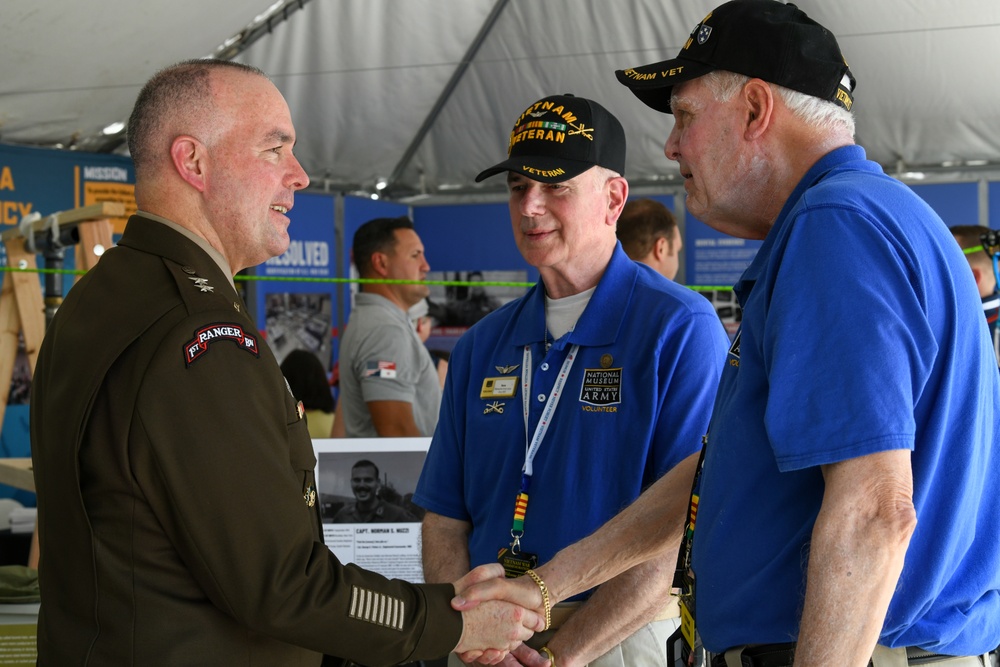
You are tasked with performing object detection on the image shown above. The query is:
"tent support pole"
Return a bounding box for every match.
[384,0,511,195]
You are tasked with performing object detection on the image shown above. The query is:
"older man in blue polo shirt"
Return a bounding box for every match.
[414,93,729,667]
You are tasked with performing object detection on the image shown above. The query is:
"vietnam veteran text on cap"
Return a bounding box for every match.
[615,0,855,114]
[476,93,626,184]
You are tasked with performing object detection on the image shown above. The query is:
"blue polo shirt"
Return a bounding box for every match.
[415,244,728,595]
[691,145,1000,653]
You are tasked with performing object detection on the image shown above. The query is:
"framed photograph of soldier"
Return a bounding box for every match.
[313,438,429,583]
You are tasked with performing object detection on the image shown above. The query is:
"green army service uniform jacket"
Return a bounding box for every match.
[30,216,461,666]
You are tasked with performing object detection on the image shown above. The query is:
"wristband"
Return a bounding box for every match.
[539,645,557,666]
[524,568,551,631]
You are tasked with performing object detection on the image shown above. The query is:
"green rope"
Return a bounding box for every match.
[0,265,736,291]
[0,265,534,287]
[0,266,84,276]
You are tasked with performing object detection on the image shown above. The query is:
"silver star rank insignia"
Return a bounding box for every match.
[188,276,214,293]
[495,364,520,374]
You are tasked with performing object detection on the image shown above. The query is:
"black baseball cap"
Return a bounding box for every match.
[475,94,626,183]
[615,0,855,114]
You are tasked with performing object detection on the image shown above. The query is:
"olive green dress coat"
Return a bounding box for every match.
[30,216,461,666]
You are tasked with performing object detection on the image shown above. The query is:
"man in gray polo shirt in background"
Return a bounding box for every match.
[338,216,442,437]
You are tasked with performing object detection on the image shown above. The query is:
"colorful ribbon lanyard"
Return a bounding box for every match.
[675,435,709,653]
[509,341,580,552]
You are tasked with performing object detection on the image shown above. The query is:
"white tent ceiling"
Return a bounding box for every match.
[4,0,1000,204]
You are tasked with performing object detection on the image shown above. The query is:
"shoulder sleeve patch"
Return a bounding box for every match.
[183,322,260,366]
[349,585,405,631]
[363,360,398,378]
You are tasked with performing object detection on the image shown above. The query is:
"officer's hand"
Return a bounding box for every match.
[453,564,544,616]
[453,599,543,662]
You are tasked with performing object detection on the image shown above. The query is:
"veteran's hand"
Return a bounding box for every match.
[508,644,551,666]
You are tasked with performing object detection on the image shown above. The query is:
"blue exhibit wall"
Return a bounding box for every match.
[254,192,338,368]
[413,202,534,277]
[0,144,136,504]
[912,182,979,227]
[0,143,136,271]
[990,182,1000,225]
[1,140,999,503]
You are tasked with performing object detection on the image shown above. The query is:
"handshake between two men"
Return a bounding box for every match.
[451,563,555,666]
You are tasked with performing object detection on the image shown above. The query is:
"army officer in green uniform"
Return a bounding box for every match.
[29,59,541,666]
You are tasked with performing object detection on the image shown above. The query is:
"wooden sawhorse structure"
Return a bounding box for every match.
[0,202,122,568]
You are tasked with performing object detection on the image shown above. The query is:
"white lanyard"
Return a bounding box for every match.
[520,342,579,477]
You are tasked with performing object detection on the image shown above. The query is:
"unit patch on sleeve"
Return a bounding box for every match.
[364,360,398,379]
[183,323,260,366]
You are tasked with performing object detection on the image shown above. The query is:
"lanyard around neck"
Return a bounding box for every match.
[520,342,579,477]
[508,341,580,543]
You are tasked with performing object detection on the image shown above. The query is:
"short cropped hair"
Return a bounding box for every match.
[352,216,415,278]
[617,198,678,260]
[351,459,380,478]
[127,59,267,180]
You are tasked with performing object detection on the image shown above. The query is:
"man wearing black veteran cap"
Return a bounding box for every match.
[453,2,1000,666]
[413,93,728,666]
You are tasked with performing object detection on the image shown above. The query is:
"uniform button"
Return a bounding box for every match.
[537,393,546,402]
[540,362,550,371]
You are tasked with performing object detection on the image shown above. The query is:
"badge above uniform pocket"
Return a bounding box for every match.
[480,376,518,399]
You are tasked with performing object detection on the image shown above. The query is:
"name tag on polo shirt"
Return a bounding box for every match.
[480,376,518,399]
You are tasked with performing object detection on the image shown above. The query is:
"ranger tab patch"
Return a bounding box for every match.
[183,323,260,366]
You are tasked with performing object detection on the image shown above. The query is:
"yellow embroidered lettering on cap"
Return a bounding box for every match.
[836,88,853,110]
[475,93,627,185]
[522,166,566,179]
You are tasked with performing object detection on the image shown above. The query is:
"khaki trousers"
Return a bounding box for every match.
[448,616,679,667]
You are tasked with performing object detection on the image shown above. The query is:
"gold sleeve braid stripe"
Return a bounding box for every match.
[349,586,406,631]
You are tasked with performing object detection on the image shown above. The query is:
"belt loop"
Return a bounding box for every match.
[870,645,909,667]
[724,647,745,667]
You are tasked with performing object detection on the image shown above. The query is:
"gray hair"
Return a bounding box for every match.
[701,70,855,137]
[590,165,623,192]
